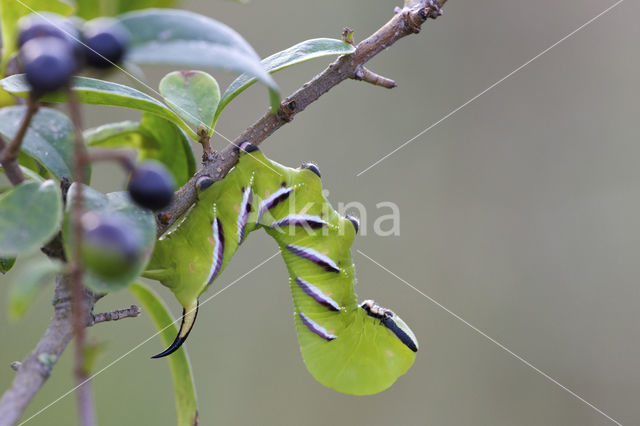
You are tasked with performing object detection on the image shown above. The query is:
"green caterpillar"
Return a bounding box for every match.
[144,143,418,395]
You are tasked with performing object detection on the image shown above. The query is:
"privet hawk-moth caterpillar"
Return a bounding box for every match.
[144,143,418,395]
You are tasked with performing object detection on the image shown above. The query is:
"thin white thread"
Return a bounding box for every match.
[356,0,625,176]
[356,249,623,426]
[18,251,280,426]
[13,0,282,176]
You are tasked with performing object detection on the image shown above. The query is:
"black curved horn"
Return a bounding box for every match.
[152,300,199,359]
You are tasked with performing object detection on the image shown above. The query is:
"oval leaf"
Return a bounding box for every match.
[217,38,355,121]
[84,113,196,186]
[9,258,64,320]
[0,164,46,183]
[0,180,62,257]
[129,282,198,426]
[84,121,141,146]
[159,71,220,132]
[0,75,198,141]
[0,106,74,179]
[0,257,16,274]
[117,9,279,112]
[76,0,177,20]
[64,184,156,293]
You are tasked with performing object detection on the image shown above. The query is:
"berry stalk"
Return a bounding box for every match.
[67,88,96,426]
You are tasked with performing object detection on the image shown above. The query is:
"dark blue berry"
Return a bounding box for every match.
[18,14,83,66]
[20,37,76,93]
[128,162,175,211]
[83,19,130,69]
[82,213,141,278]
[18,14,78,47]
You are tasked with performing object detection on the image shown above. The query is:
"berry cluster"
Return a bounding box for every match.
[16,16,177,276]
[18,14,130,94]
[80,161,175,278]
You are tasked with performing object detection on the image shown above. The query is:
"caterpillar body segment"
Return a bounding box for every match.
[144,145,418,394]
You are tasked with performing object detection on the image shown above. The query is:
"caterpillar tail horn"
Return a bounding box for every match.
[152,300,199,359]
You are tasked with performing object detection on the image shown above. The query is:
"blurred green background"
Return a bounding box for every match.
[2,0,640,424]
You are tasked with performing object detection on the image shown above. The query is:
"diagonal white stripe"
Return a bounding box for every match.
[18,251,280,426]
[356,249,623,426]
[356,0,625,176]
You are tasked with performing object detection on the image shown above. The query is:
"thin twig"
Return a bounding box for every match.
[198,124,214,160]
[0,2,448,424]
[157,0,446,236]
[90,305,141,325]
[87,150,136,171]
[0,278,100,426]
[354,65,397,88]
[0,135,24,185]
[67,88,96,426]
[0,96,39,185]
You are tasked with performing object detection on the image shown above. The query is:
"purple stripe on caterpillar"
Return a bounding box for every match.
[345,215,360,234]
[299,312,336,341]
[295,277,341,311]
[239,142,259,152]
[237,186,253,244]
[206,217,224,285]
[381,316,418,352]
[300,162,321,178]
[196,175,215,192]
[271,214,328,230]
[256,186,293,224]
[360,300,418,352]
[286,244,340,273]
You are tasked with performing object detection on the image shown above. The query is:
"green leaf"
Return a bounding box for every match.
[0,75,198,141]
[216,38,355,122]
[0,163,45,182]
[83,340,108,375]
[84,121,141,149]
[0,180,62,257]
[138,114,195,186]
[0,106,75,180]
[116,0,177,14]
[129,282,198,426]
[159,71,220,133]
[117,9,280,112]
[74,0,101,20]
[0,0,75,74]
[0,257,16,274]
[76,0,177,20]
[9,258,63,320]
[84,114,196,186]
[64,184,156,293]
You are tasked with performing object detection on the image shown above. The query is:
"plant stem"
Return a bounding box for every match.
[0,2,448,423]
[90,305,141,325]
[0,95,39,185]
[87,150,136,171]
[67,88,97,426]
[0,278,100,426]
[157,0,446,236]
